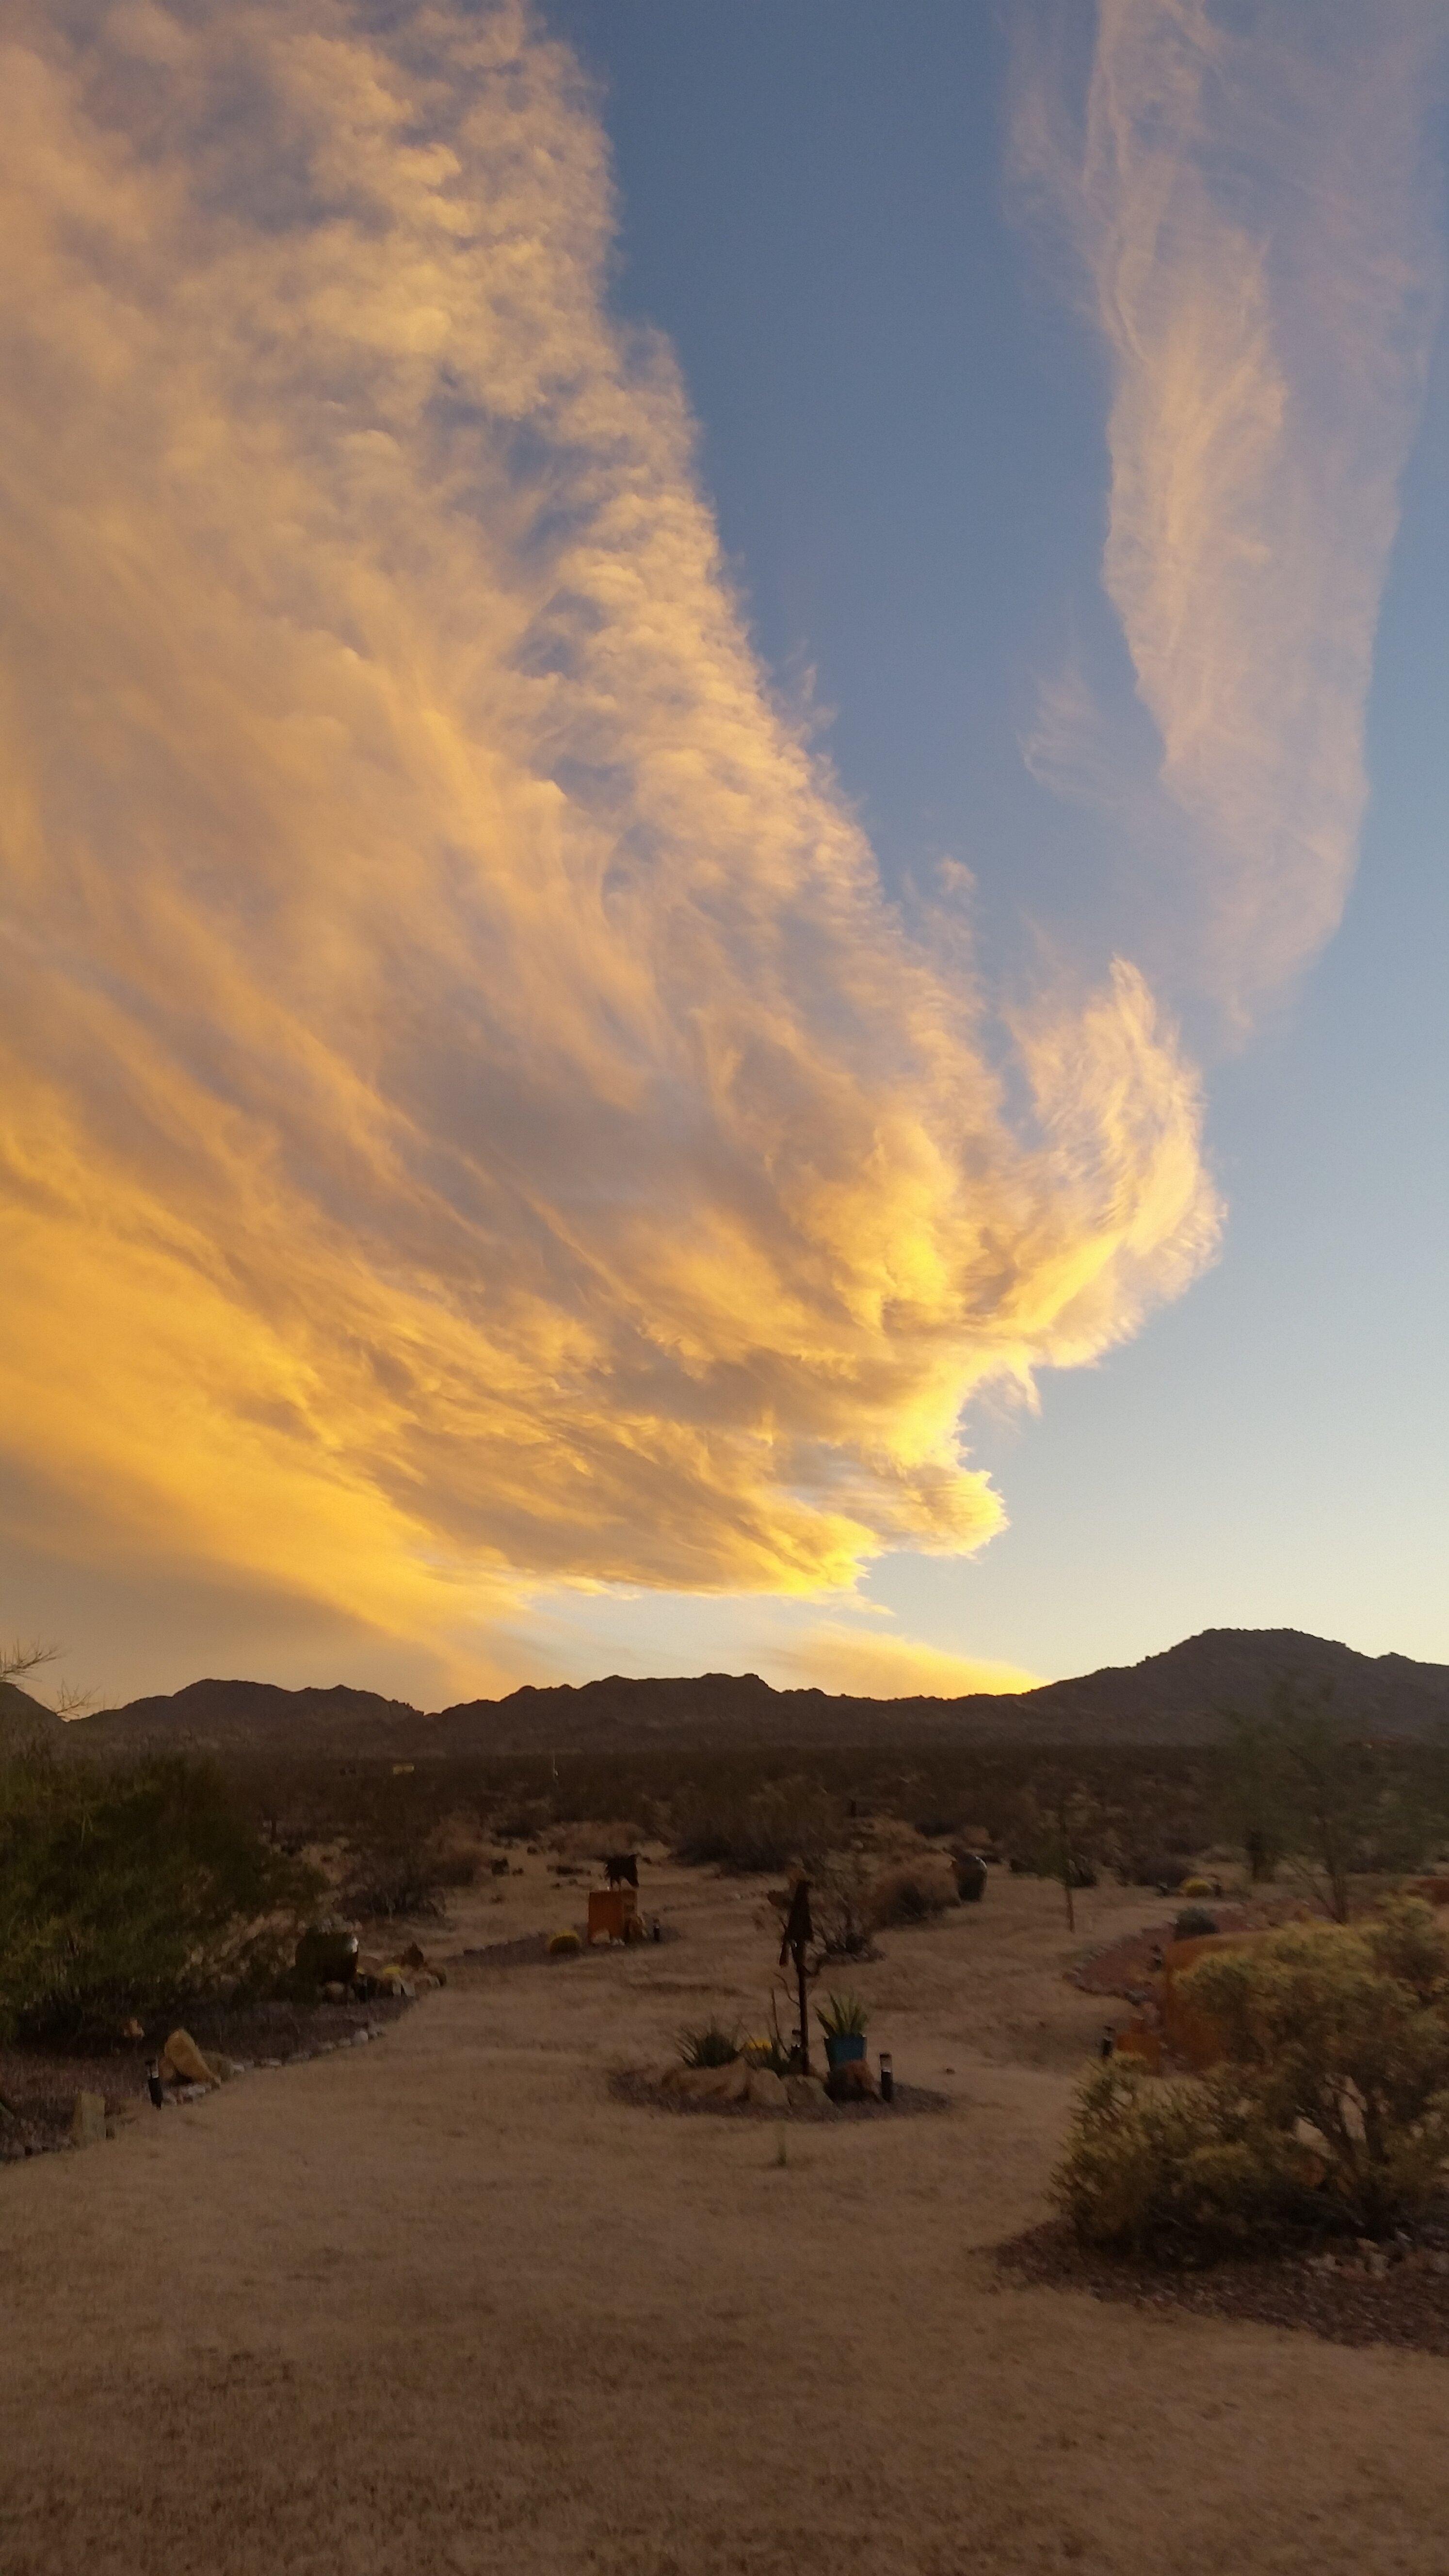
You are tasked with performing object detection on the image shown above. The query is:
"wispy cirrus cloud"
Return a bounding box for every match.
[0,0,1218,1683]
[1015,0,1445,1021]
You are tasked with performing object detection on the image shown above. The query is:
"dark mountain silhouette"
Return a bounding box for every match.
[64,1627,1449,1764]
[0,1678,67,1749]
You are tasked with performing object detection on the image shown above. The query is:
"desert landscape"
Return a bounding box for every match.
[8,1803,1449,2576]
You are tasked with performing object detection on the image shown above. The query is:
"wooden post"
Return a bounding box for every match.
[779,1878,814,2077]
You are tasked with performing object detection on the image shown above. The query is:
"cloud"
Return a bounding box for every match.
[0,0,1218,1670]
[769,1624,1040,1701]
[1014,0,1445,1021]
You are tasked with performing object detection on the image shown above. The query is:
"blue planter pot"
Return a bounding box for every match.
[823,2032,867,2069]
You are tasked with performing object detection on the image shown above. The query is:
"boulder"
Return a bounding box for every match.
[743,2066,788,2111]
[952,1851,989,1903]
[825,2058,880,2104]
[687,2060,749,2100]
[784,2074,834,2116]
[160,2029,220,2089]
[70,2090,107,2147]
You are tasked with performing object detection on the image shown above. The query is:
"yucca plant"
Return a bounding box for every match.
[815,1989,869,2041]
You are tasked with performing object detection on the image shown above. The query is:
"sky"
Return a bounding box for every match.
[0,0,1445,1712]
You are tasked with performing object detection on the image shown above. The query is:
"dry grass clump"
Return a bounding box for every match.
[869,1854,959,1929]
[676,2019,741,2068]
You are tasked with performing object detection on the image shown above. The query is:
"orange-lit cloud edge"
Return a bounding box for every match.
[0,0,1436,1704]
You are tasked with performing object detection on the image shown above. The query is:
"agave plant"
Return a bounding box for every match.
[815,1989,869,2041]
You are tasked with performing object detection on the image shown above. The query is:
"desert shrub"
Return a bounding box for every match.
[1055,2063,1310,2259]
[676,2019,740,2068]
[671,1776,840,1874]
[1059,1903,1449,2254]
[1179,1875,1215,1899]
[1178,1906,1449,2232]
[547,1929,581,1957]
[810,1846,878,1957]
[869,1857,956,1928]
[1129,1853,1191,1890]
[338,1840,454,1921]
[1174,1906,1220,1941]
[0,1747,319,2043]
[338,1795,480,1922]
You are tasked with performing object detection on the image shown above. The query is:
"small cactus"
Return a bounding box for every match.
[547,1929,581,1957]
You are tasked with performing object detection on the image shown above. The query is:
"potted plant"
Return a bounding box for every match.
[816,1989,869,2070]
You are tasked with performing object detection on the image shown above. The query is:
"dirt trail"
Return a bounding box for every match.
[3,1868,1447,2575]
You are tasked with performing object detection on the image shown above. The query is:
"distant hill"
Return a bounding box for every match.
[64,1627,1449,1765]
[0,1678,67,1751]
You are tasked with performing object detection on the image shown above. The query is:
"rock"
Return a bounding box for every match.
[825,2059,880,2104]
[323,1981,348,2004]
[70,2090,107,2148]
[784,2074,832,2116]
[665,2060,751,2100]
[743,2066,788,2110]
[160,2029,220,2089]
[401,1942,429,1970]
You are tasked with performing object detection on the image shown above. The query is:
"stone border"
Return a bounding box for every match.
[609,2066,950,2122]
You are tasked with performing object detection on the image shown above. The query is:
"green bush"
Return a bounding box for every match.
[1173,1905,1219,1941]
[1054,2062,1310,2259]
[0,1747,320,2043]
[1179,1906,1449,2232]
[1056,1901,1449,2254]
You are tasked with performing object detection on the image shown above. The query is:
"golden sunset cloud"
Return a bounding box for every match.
[0,0,1219,1670]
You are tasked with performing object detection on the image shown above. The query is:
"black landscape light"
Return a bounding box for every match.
[146,2061,164,2109]
[878,2052,894,2104]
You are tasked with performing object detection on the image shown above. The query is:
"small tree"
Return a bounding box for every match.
[0,1746,321,2042]
[1219,1680,1440,1919]
[1013,1779,1118,1931]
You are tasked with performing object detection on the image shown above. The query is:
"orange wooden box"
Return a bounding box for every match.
[586,1886,638,1945]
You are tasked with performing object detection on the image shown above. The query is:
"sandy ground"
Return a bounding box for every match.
[4,1860,1449,2576]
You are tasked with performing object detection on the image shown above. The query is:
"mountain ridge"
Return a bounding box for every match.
[58,1626,1449,1763]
